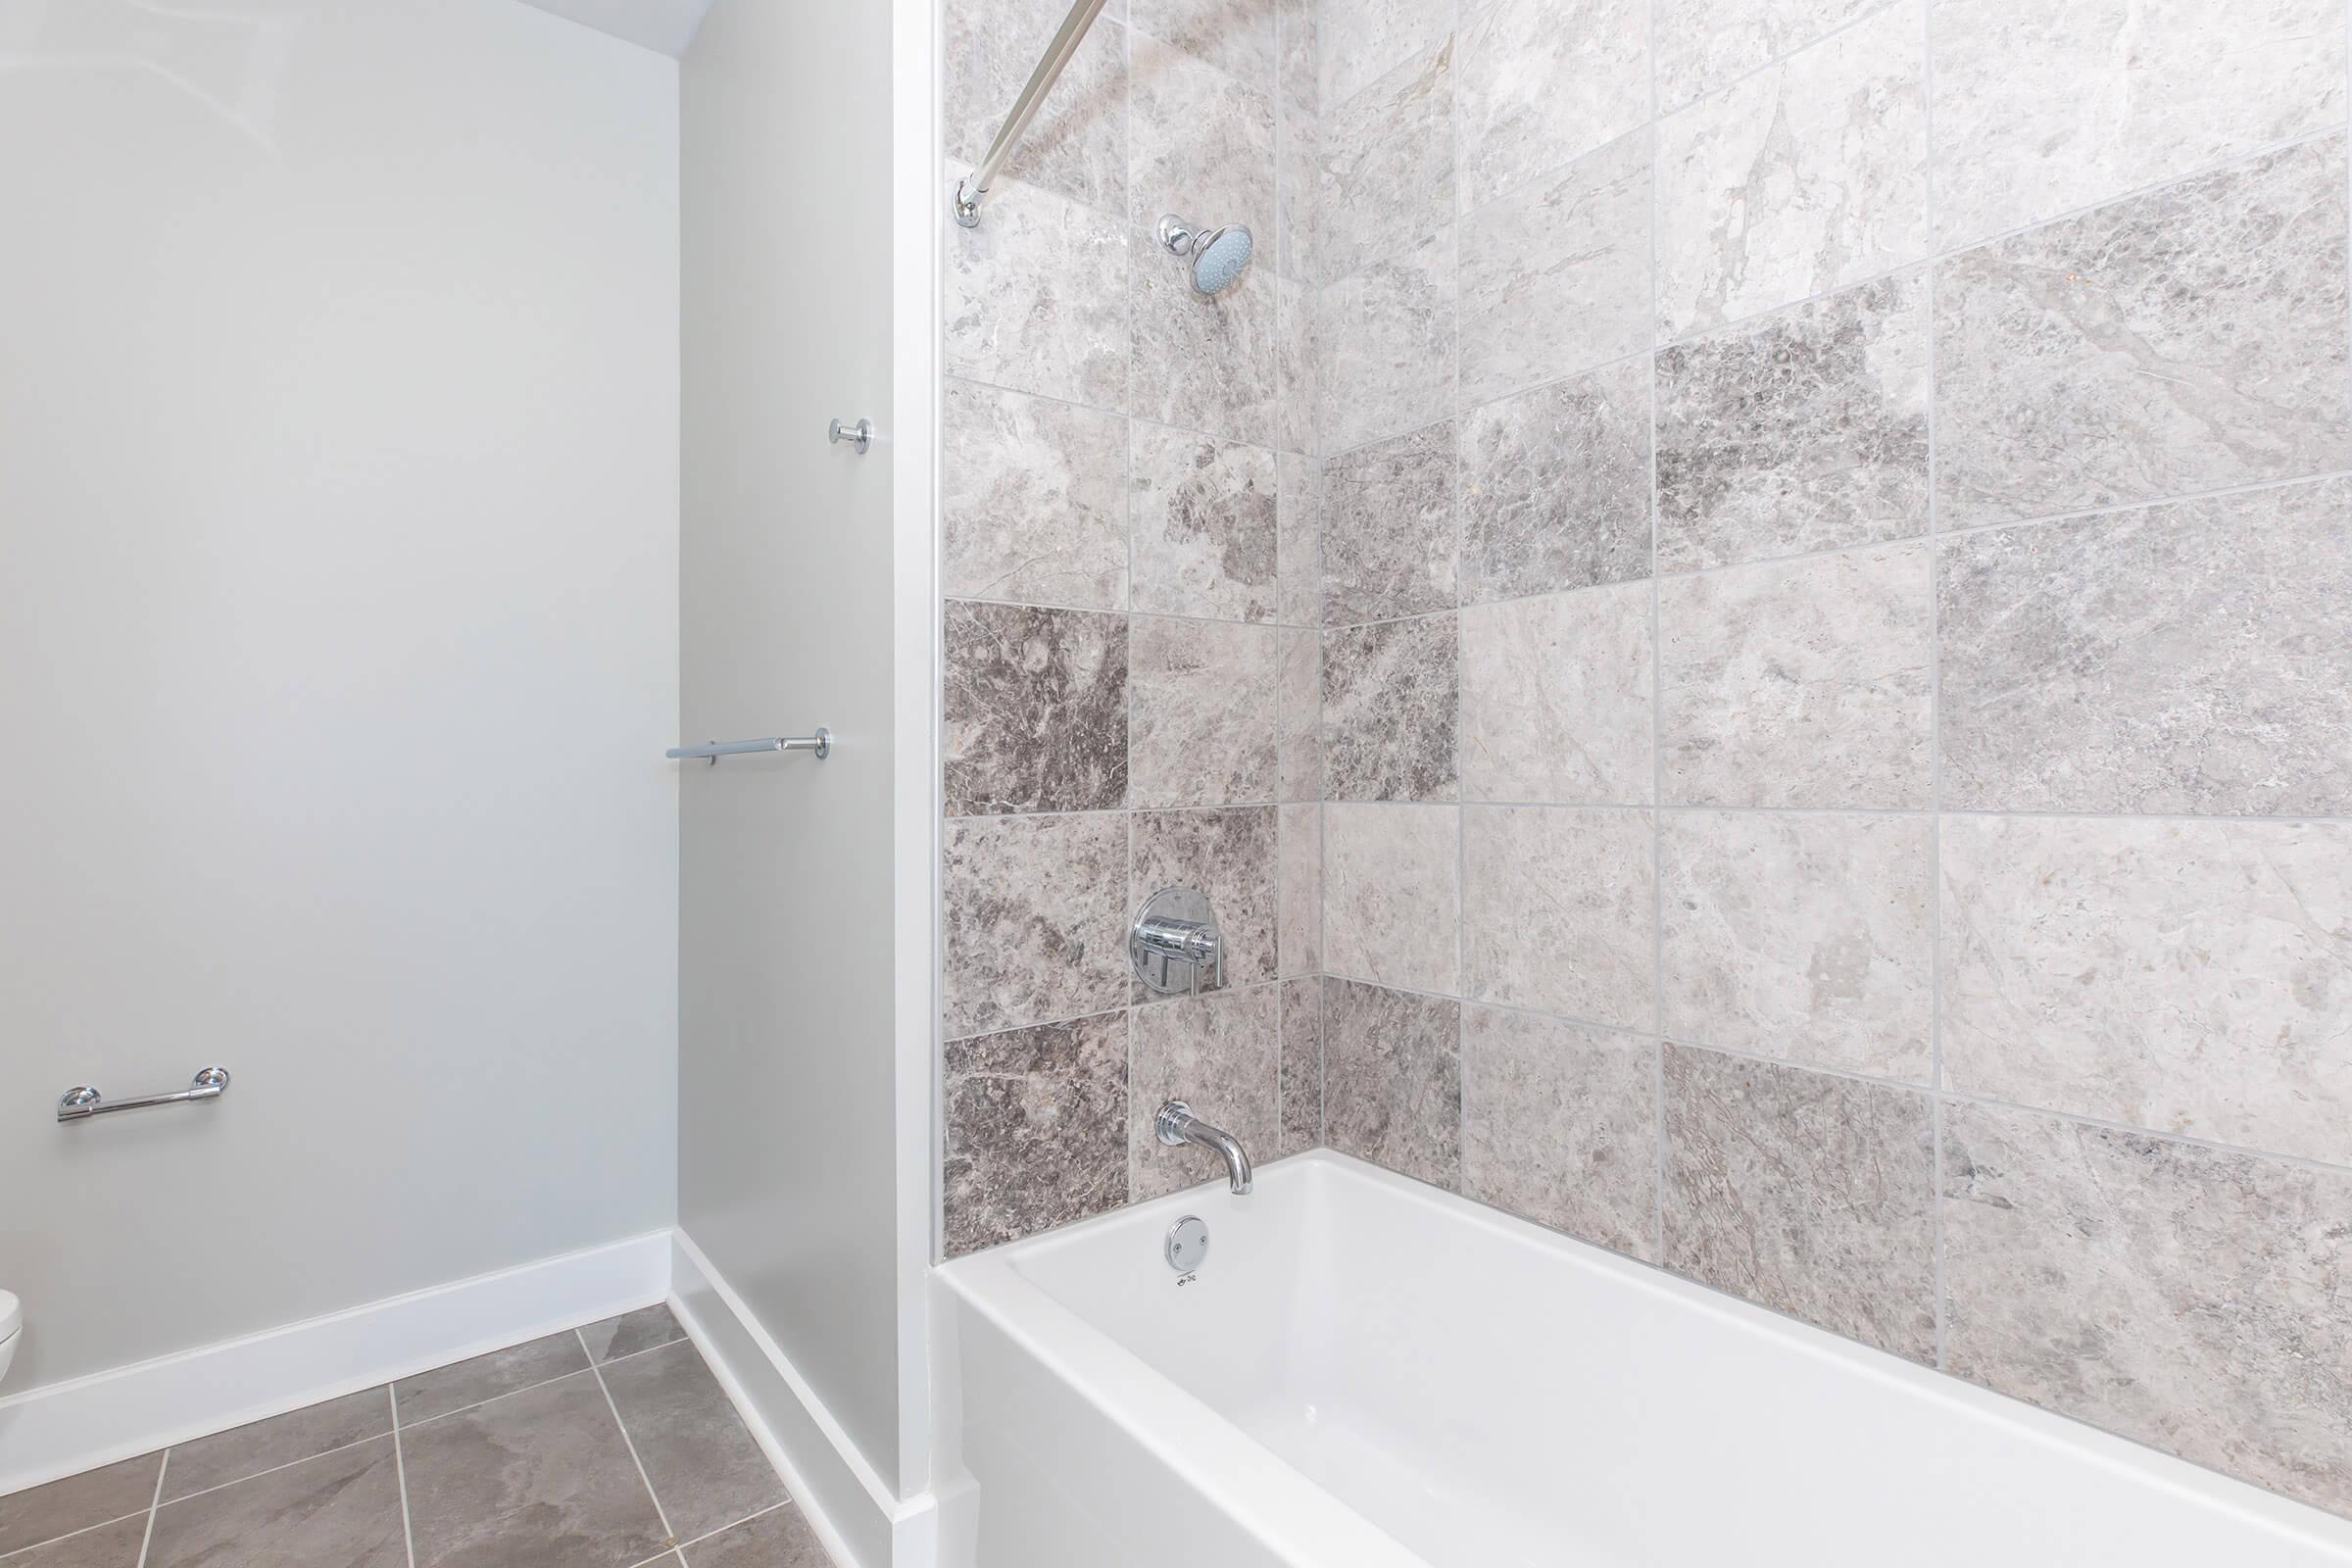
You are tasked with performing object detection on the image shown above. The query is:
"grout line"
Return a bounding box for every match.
[582,1331,677,1547]
[132,1451,167,1568]
[151,1431,397,1511]
[390,1387,416,1568]
[395,1338,684,1433]
[1,1511,155,1565]
[622,1500,798,1568]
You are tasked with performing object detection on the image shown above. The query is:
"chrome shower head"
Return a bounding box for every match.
[1158,214,1254,296]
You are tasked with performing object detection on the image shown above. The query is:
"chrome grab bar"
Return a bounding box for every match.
[59,1066,230,1123]
[666,729,831,764]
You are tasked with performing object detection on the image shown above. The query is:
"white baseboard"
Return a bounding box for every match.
[0,1230,670,1496]
[669,1230,935,1568]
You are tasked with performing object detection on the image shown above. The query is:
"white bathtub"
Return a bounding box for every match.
[930,1151,2352,1567]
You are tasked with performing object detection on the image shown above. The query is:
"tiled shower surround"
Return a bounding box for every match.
[938,0,2352,1522]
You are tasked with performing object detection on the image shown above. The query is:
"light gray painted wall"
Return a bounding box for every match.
[677,0,908,1494]
[0,0,681,1393]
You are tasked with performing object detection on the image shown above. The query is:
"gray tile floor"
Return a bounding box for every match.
[0,1306,830,1568]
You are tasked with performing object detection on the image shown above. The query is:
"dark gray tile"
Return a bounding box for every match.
[1132,806,1279,996]
[1656,271,1930,573]
[944,1012,1131,1256]
[1461,1005,1656,1259]
[1278,976,1323,1155]
[0,1454,159,1557]
[393,1331,590,1427]
[148,1436,405,1568]
[163,1387,390,1501]
[1459,358,1651,605]
[1937,477,2352,816]
[1320,421,1456,624]
[1320,977,1460,1189]
[942,811,1130,1040]
[1662,1046,1937,1362]
[1944,1104,2352,1518]
[0,1516,145,1568]
[1131,986,1283,1200]
[579,1304,685,1366]
[1322,615,1458,802]
[944,600,1129,816]
[402,1371,667,1568]
[683,1505,829,1568]
[1935,135,2352,527]
[601,1341,785,1544]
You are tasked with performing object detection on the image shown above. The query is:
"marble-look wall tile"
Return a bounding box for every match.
[1459,357,1651,604]
[1655,0,1882,110]
[1661,811,1932,1080]
[1663,1046,1937,1361]
[1655,5,1927,335]
[944,379,1130,609]
[1942,816,2352,1166]
[1943,1105,2352,1516]
[1134,256,1280,442]
[1276,625,1324,802]
[944,602,1129,816]
[1317,0,1452,135]
[1132,0,1277,87]
[1659,543,1933,808]
[1655,271,1929,572]
[1129,615,1278,806]
[1937,479,2352,815]
[1277,107,1320,285]
[1463,805,1654,1028]
[1457,130,1652,408]
[944,813,1131,1039]
[1460,581,1652,805]
[1932,0,2347,252]
[1273,273,1321,455]
[1461,1005,1657,1258]
[1321,977,1461,1188]
[1935,137,2352,527]
[1279,975,1323,1153]
[1320,421,1458,623]
[1322,614,1459,802]
[1323,802,1461,994]
[1278,803,1322,977]
[1276,0,1316,114]
[1457,0,1649,208]
[1132,806,1279,993]
[1320,41,1454,286]
[1318,226,1456,454]
[1131,985,1283,1200]
[943,1012,1129,1255]
[1132,31,1277,240]
[946,163,1131,410]
[1130,423,1280,622]
[947,0,1128,213]
[1276,451,1322,625]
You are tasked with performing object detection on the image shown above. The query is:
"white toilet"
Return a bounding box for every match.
[0,1291,20,1385]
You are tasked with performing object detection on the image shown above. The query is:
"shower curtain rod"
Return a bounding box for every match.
[953,0,1111,227]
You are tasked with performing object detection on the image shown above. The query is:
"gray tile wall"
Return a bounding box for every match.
[940,0,1325,1256]
[940,0,2352,1522]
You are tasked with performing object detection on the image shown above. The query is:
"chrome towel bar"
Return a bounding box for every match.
[666,730,831,764]
[59,1066,230,1123]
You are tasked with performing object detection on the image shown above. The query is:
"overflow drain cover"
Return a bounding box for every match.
[1165,1215,1208,1272]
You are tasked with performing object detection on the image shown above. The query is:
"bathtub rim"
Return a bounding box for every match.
[933,1149,2352,1562]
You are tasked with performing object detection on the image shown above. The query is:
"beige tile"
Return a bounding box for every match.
[1944,1104,2352,1516]
[1942,815,2352,1165]
[1661,811,1932,1080]
[1323,803,1461,995]
[1663,1047,1937,1361]
[1463,806,1653,1030]
[1461,1005,1656,1258]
